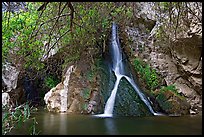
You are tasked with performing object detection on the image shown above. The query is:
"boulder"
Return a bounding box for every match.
[154,89,190,115]
[2,62,19,92]
[44,65,75,112]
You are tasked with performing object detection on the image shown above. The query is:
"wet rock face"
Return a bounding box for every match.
[114,77,152,116]
[98,55,152,116]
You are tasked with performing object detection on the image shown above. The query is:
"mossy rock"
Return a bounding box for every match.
[113,77,152,116]
[154,89,190,115]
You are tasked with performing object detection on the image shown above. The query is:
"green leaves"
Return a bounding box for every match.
[82,88,91,100]
[160,84,184,99]
[23,102,30,121]
[29,117,40,135]
[133,58,159,90]
[2,102,38,135]
[44,75,60,89]
[111,6,124,17]
[126,7,133,18]
[2,3,43,71]
[3,2,135,83]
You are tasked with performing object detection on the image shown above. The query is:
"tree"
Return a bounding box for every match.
[2,2,134,81]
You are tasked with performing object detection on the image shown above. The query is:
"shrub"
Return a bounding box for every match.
[160,84,184,99]
[44,75,60,89]
[133,58,159,90]
[2,102,39,135]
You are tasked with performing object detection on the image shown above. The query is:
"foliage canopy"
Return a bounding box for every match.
[2,2,133,77]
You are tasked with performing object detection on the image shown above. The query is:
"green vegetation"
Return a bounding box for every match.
[133,58,159,90]
[115,77,152,116]
[2,3,44,71]
[131,57,187,114]
[2,2,198,133]
[2,102,40,135]
[82,88,91,100]
[132,58,184,98]
[2,2,134,129]
[82,103,88,112]
[71,2,133,46]
[29,117,40,135]
[86,70,95,82]
[160,85,185,99]
[64,53,80,64]
[44,75,60,89]
[2,2,134,74]
[155,92,172,110]
[160,84,177,93]
[86,58,105,82]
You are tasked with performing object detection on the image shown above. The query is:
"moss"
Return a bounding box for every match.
[81,103,88,112]
[82,88,91,100]
[62,53,80,70]
[86,70,95,82]
[113,77,152,116]
[156,92,172,111]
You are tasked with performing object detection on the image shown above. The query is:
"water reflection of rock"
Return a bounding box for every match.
[59,114,68,135]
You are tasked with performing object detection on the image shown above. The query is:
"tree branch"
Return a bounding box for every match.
[187,3,201,23]
[174,2,181,39]
[67,2,75,32]
[37,2,49,11]
[41,29,71,61]
[29,2,49,42]
[46,2,68,52]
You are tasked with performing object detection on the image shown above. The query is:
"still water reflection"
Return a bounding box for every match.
[9,109,202,135]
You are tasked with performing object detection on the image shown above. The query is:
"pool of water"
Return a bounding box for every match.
[9,109,202,135]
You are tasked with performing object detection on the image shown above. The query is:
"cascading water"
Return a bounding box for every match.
[96,23,161,117]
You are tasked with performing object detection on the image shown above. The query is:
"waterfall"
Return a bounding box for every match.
[95,23,161,117]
